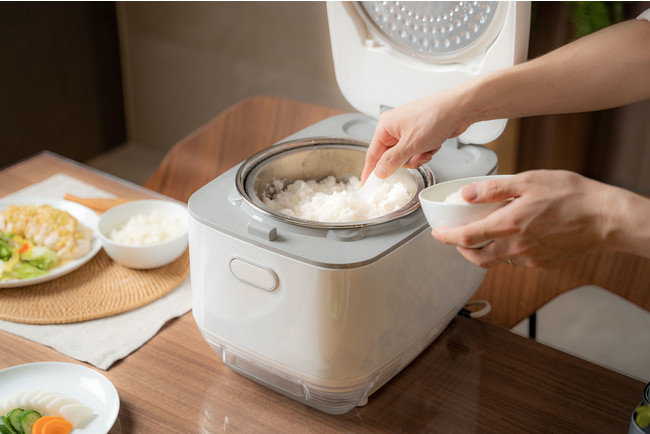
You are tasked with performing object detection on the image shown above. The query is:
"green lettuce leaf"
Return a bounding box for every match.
[0,234,14,262]
[20,245,58,270]
[8,262,49,279]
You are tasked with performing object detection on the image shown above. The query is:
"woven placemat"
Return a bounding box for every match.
[0,249,189,325]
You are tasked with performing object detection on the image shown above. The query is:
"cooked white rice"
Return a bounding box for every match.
[443,189,467,204]
[262,175,415,222]
[110,210,186,246]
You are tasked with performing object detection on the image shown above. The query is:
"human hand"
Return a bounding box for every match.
[361,91,473,183]
[431,170,612,269]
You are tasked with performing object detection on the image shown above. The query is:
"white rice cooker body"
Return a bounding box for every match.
[190,1,531,415]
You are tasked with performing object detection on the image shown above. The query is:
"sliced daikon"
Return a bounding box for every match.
[34,391,61,410]
[18,390,43,408]
[45,396,78,414]
[58,403,95,427]
[0,390,95,427]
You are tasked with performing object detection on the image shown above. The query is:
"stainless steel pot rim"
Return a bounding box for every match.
[235,138,435,229]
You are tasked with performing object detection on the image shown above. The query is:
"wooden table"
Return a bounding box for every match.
[0,97,645,432]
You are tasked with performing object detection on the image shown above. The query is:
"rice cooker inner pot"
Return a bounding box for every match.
[235,138,434,229]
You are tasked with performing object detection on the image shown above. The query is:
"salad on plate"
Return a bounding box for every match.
[0,233,58,281]
[0,204,94,282]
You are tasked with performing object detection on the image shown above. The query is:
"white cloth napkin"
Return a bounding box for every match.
[0,174,192,370]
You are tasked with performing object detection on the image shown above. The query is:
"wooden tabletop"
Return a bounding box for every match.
[0,96,645,432]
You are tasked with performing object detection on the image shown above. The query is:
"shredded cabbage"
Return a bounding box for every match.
[6,262,48,280]
[0,232,58,281]
[21,245,58,270]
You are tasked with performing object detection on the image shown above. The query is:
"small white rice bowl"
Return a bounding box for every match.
[98,200,188,269]
[419,175,513,248]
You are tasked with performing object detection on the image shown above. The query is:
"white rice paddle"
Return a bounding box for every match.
[352,170,385,202]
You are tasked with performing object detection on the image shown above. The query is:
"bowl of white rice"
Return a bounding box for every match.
[98,199,188,269]
[418,175,513,248]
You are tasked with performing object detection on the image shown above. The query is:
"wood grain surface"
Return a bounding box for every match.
[145,96,344,203]
[476,251,650,327]
[0,96,646,432]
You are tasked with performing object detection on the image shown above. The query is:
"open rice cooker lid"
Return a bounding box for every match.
[326,1,531,144]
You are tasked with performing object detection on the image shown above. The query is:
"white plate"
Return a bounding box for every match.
[0,362,120,433]
[0,198,101,288]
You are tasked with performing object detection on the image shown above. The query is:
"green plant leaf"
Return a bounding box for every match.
[569,1,625,39]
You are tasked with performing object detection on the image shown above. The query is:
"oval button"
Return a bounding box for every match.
[229,258,278,292]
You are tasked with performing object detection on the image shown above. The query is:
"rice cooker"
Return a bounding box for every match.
[189,1,530,414]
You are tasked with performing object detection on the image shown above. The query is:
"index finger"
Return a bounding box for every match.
[464,175,520,204]
[433,206,511,248]
[361,126,398,184]
[433,223,492,249]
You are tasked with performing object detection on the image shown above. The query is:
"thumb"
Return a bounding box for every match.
[374,145,409,179]
[462,176,517,203]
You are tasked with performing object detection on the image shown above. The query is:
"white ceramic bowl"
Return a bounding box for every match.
[419,175,513,248]
[98,199,188,269]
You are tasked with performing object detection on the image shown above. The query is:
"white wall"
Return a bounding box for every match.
[116,1,354,151]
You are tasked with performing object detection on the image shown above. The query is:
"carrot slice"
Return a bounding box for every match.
[31,416,60,434]
[18,242,30,254]
[41,418,73,434]
[30,416,73,434]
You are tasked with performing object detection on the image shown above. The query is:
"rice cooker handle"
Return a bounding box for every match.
[247,220,278,241]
